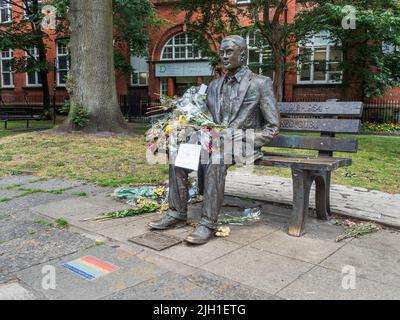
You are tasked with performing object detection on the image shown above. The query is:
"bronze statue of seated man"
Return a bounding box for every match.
[148,35,280,245]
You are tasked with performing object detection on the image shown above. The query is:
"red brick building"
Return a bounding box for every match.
[1,0,399,115]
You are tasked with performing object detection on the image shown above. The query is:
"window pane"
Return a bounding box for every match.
[59,71,67,84]
[2,73,11,86]
[58,56,68,70]
[249,49,260,64]
[132,72,139,85]
[27,72,36,85]
[162,47,172,59]
[329,72,342,82]
[314,48,327,81]
[300,63,311,81]
[175,34,186,45]
[175,46,185,59]
[329,62,341,72]
[139,72,148,85]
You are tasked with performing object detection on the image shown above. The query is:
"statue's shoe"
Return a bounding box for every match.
[185,225,214,245]
[148,215,186,230]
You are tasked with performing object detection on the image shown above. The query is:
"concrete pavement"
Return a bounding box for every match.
[1,175,400,300]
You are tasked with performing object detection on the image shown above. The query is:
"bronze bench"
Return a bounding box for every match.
[257,101,363,237]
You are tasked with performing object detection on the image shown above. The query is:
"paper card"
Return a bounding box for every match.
[175,144,202,171]
[198,84,208,95]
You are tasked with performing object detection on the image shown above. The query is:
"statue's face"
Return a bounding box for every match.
[219,40,244,72]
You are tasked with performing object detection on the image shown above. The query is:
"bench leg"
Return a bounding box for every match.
[4,121,7,130]
[26,120,30,128]
[315,174,329,220]
[325,172,332,215]
[288,169,314,237]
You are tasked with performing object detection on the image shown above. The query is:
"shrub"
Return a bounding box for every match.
[362,122,400,134]
[70,103,89,129]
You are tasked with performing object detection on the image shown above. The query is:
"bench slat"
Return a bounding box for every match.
[268,135,358,153]
[280,118,360,133]
[278,102,363,116]
[257,154,352,171]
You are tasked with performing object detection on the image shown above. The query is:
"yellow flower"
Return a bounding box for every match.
[165,125,172,135]
[154,187,165,197]
[178,115,188,124]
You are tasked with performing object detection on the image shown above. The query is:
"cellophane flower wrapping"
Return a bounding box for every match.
[146,86,226,160]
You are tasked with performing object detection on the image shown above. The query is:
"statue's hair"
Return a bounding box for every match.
[221,35,248,51]
[221,35,248,65]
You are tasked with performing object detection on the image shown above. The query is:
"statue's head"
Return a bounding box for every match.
[220,35,248,74]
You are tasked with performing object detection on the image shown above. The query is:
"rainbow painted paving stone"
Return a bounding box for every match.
[63,256,119,281]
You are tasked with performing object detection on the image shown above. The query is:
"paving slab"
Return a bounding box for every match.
[23,179,82,191]
[103,272,215,300]
[321,244,400,288]
[350,228,400,253]
[278,266,400,300]
[0,228,94,275]
[221,223,278,245]
[97,217,190,243]
[0,176,38,187]
[0,218,49,243]
[31,198,144,232]
[251,229,346,264]
[104,270,279,300]
[0,190,25,200]
[0,192,70,213]
[157,239,241,268]
[186,271,280,300]
[64,186,114,198]
[0,281,36,300]
[201,246,313,294]
[17,245,169,300]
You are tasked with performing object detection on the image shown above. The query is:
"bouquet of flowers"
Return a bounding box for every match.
[146,86,226,159]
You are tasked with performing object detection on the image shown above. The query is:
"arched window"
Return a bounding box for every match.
[161,32,202,61]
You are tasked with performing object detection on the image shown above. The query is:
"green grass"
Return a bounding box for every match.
[0,186,72,203]
[0,130,167,188]
[256,133,400,194]
[55,218,69,228]
[73,191,88,197]
[0,126,398,194]
[34,220,54,227]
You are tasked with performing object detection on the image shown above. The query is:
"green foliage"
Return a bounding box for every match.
[35,220,54,227]
[55,218,69,228]
[70,103,89,129]
[60,100,71,115]
[362,122,400,134]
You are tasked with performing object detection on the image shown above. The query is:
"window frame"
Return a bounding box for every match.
[131,55,149,87]
[298,33,343,85]
[160,78,168,98]
[0,0,12,24]
[1,48,14,88]
[244,31,273,77]
[25,47,42,87]
[56,41,69,87]
[161,32,203,61]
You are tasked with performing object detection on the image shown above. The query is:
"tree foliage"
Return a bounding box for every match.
[177,0,295,101]
[178,0,400,99]
[294,0,400,98]
[0,0,54,114]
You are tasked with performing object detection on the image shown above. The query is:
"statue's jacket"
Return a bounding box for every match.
[206,67,281,164]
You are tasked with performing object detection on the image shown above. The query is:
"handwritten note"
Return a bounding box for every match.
[175,144,202,171]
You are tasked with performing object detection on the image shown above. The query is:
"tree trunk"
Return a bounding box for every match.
[272,45,284,102]
[62,0,129,133]
[40,69,51,117]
